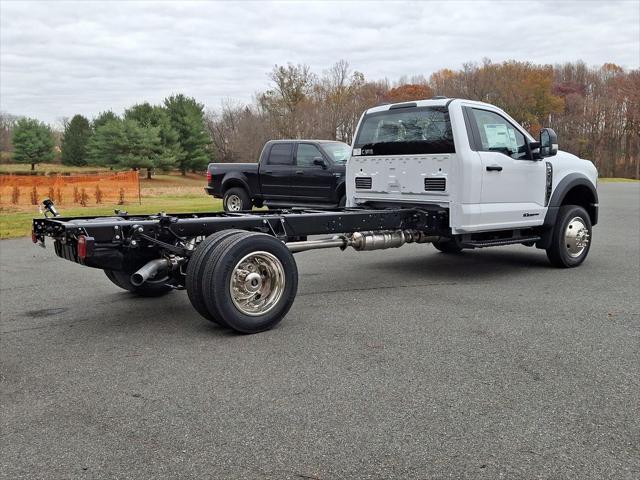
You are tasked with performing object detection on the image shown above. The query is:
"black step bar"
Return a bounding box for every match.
[461,235,540,248]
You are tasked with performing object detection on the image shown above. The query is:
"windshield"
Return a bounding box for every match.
[322,142,351,164]
[353,106,455,155]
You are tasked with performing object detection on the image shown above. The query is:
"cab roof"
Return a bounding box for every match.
[266,139,348,144]
[363,97,496,115]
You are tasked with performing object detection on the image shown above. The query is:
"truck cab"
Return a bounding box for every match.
[347,98,598,265]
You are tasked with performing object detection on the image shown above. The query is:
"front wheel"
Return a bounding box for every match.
[223,187,251,212]
[546,205,592,268]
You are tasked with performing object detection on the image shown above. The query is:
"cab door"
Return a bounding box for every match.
[292,143,335,203]
[260,142,294,200]
[467,107,547,229]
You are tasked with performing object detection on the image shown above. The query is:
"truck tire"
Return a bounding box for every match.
[223,187,251,212]
[185,229,246,325]
[104,269,173,297]
[546,205,592,268]
[201,232,298,333]
[432,238,463,254]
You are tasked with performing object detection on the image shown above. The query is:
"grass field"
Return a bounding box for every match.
[1,194,223,239]
[599,177,640,183]
[0,171,222,239]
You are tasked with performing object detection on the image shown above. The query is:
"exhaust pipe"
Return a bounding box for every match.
[131,258,171,286]
[286,230,440,254]
[286,236,349,253]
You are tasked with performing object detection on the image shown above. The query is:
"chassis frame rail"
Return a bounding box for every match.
[34,206,448,244]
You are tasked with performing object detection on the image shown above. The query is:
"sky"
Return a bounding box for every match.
[1,0,639,125]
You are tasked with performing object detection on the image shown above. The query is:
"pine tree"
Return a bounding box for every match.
[124,103,179,177]
[61,114,92,166]
[163,94,211,175]
[88,118,164,176]
[92,111,119,130]
[12,118,55,170]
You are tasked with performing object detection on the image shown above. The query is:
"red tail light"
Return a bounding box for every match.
[32,230,38,243]
[77,236,87,259]
[207,171,212,184]
[77,235,94,260]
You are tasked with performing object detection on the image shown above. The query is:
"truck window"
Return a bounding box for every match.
[321,143,350,164]
[470,109,527,160]
[296,144,323,167]
[353,107,454,156]
[267,143,293,165]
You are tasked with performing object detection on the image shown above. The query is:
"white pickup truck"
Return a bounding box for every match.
[346,97,598,268]
[34,97,599,333]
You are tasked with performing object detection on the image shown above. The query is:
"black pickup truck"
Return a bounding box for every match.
[205,140,351,211]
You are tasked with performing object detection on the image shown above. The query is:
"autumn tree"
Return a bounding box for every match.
[0,111,19,155]
[385,83,434,103]
[259,63,316,138]
[12,118,55,170]
[61,114,92,166]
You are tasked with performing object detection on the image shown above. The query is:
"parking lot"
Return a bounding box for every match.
[1,182,638,479]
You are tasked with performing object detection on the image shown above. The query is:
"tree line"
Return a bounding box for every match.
[207,59,638,178]
[2,94,210,178]
[1,59,638,178]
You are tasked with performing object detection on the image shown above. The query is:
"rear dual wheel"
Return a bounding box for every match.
[186,230,298,333]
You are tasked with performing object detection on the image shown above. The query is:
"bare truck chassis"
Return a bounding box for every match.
[33,203,453,333]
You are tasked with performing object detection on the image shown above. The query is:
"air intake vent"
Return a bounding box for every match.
[424,177,446,191]
[355,177,372,189]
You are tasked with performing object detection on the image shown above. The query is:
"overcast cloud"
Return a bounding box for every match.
[1,0,638,124]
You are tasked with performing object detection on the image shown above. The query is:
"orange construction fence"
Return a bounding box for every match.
[0,171,140,206]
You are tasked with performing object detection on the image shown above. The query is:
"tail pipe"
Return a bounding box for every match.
[286,230,440,253]
[131,258,171,286]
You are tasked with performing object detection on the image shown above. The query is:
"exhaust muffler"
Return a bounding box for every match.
[287,230,440,254]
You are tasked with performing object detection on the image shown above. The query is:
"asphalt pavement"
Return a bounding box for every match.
[1,182,639,479]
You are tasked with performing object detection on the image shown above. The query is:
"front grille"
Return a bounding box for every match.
[424,177,446,192]
[355,177,372,189]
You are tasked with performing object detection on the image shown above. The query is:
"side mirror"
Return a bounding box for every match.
[539,128,558,157]
[313,157,327,169]
[528,141,541,160]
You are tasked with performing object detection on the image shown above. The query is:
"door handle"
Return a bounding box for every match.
[264,170,273,174]
[486,165,503,172]
[295,170,304,174]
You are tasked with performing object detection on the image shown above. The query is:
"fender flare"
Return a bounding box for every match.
[537,173,598,249]
[221,173,251,196]
[544,173,598,227]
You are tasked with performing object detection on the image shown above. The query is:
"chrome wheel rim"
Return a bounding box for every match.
[229,251,285,316]
[564,216,590,258]
[226,194,242,211]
